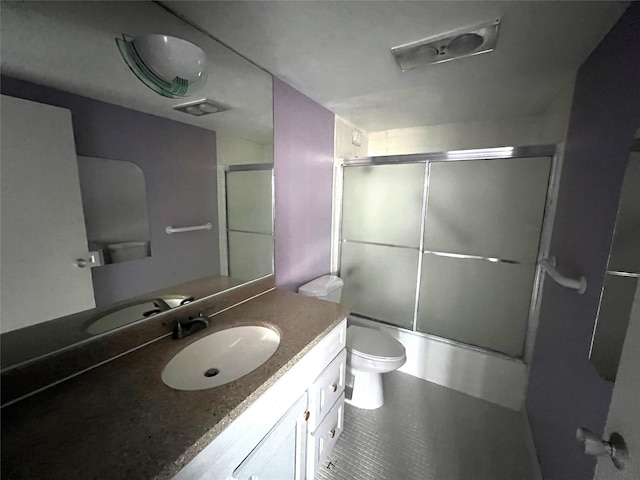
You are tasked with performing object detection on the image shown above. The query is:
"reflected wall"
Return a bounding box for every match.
[1,76,220,307]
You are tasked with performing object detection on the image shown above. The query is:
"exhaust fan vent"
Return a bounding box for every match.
[391,19,500,72]
[173,98,229,116]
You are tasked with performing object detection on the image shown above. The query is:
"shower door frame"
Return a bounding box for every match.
[332,144,564,364]
[222,162,275,278]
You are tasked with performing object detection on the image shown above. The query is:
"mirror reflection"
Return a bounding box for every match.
[589,146,640,381]
[79,156,152,266]
[225,165,275,281]
[0,1,274,367]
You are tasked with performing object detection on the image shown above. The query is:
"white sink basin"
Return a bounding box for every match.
[161,326,280,391]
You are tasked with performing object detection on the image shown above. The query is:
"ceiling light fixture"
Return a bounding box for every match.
[391,19,500,72]
[173,98,229,116]
[116,34,208,98]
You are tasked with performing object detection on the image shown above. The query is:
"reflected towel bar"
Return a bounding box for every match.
[540,257,587,294]
[165,222,213,234]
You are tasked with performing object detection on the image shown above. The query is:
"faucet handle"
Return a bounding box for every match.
[172,321,184,339]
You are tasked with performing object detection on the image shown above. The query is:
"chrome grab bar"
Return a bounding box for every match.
[540,256,587,294]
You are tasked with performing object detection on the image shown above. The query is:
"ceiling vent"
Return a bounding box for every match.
[173,98,229,116]
[391,19,500,72]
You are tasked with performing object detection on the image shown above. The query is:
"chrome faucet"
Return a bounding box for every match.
[172,313,209,339]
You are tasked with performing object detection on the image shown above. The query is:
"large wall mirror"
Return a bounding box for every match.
[0,1,274,368]
[589,140,640,382]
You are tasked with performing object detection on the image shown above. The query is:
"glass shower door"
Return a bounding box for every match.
[338,153,553,358]
[339,163,425,329]
[225,166,274,282]
[417,157,551,357]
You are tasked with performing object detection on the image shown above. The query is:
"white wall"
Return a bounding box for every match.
[368,80,575,156]
[538,81,575,145]
[594,283,640,480]
[335,116,368,159]
[216,134,273,274]
[217,134,273,167]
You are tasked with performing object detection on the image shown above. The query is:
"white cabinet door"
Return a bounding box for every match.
[232,392,308,480]
[594,282,640,480]
[0,95,95,333]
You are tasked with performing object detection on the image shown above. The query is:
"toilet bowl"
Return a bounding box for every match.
[297,275,407,410]
[346,325,406,410]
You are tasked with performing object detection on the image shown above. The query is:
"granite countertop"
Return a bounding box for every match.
[1,289,349,480]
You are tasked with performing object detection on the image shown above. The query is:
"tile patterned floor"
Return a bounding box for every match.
[316,371,537,480]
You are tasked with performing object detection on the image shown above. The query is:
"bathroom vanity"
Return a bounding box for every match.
[178,316,347,480]
[0,289,349,480]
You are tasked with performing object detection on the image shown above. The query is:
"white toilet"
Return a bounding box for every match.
[298,275,407,410]
[345,325,406,409]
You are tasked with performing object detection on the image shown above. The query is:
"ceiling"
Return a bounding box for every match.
[1,1,628,138]
[164,0,628,132]
[0,1,273,143]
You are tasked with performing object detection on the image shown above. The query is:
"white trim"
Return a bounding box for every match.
[523,406,544,480]
[330,157,344,274]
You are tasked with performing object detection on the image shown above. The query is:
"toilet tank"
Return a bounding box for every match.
[298,275,343,303]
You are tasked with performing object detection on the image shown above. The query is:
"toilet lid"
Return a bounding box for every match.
[347,326,405,360]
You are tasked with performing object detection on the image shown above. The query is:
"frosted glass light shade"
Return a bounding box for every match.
[116,34,207,98]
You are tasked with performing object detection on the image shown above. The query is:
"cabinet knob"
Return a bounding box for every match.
[331,384,338,392]
[329,429,336,439]
[303,411,310,421]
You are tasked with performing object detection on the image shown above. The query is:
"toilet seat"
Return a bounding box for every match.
[347,326,406,361]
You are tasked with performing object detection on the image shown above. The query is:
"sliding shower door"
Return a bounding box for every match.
[340,163,424,329]
[417,157,550,357]
[225,166,274,282]
[339,151,553,358]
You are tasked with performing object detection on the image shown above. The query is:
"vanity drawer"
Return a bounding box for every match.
[308,348,346,432]
[307,393,345,479]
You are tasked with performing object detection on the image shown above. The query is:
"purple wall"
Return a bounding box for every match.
[1,76,219,306]
[273,78,335,291]
[526,5,640,479]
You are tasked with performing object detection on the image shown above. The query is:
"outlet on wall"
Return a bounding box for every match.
[351,128,362,147]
